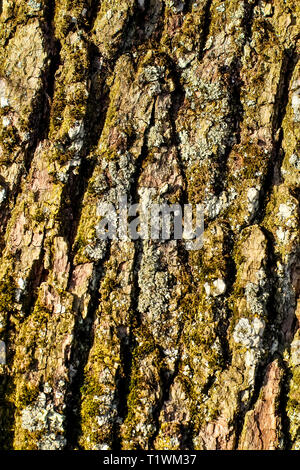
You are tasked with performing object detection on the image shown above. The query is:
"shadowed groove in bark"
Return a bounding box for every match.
[113,239,143,449]
[56,48,106,255]
[148,349,182,448]
[243,0,260,42]
[39,0,62,141]
[60,41,111,284]
[0,277,19,449]
[113,99,157,447]
[116,0,163,53]
[65,242,111,449]
[86,0,101,32]
[234,223,285,447]
[167,56,189,206]
[216,226,236,369]
[21,232,49,319]
[198,0,213,60]
[271,49,298,177]
[182,0,196,15]
[148,305,188,449]
[213,0,262,198]
[279,359,293,450]
[25,0,62,169]
[214,58,243,197]
[234,225,291,449]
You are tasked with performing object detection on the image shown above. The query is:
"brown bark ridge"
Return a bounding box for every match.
[0,0,299,450]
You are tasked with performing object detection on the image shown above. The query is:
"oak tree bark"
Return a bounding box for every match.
[0,0,299,450]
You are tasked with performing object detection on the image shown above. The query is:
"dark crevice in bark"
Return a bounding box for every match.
[271,49,298,184]
[214,0,261,199]
[148,247,192,449]
[130,97,157,207]
[278,359,292,450]
[198,0,213,60]
[243,0,260,43]
[123,0,164,52]
[213,0,261,198]
[182,0,195,15]
[64,243,111,449]
[234,227,281,448]
[180,423,195,451]
[148,258,196,448]
[214,58,243,197]
[217,227,236,369]
[25,0,61,170]
[202,374,217,398]
[58,164,91,267]
[112,99,157,448]
[61,44,110,284]
[0,276,19,449]
[167,57,189,206]
[156,0,166,46]
[86,0,101,32]
[40,0,62,141]
[0,372,15,449]
[21,237,48,319]
[234,362,265,449]
[113,239,143,450]
[148,347,183,449]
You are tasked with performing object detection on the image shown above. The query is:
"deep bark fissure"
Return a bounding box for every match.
[167,57,189,206]
[113,238,143,449]
[113,99,157,444]
[278,359,293,450]
[234,225,290,448]
[64,243,111,449]
[216,228,236,369]
[198,0,213,61]
[243,0,260,43]
[148,346,183,449]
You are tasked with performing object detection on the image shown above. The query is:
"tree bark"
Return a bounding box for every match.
[0,0,299,450]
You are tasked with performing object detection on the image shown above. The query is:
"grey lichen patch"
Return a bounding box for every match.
[233,317,265,350]
[18,390,66,450]
[263,185,298,257]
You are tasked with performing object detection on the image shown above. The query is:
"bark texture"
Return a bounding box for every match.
[0,0,299,450]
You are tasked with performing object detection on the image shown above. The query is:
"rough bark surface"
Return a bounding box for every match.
[0,0,299,450]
